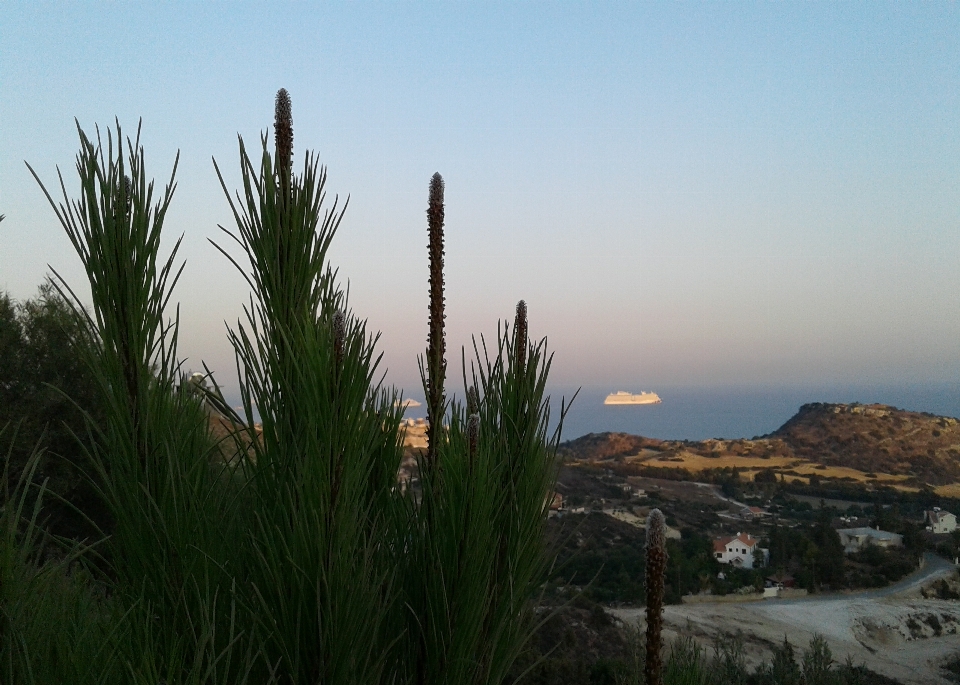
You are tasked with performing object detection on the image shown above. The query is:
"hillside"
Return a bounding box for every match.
[559,402,960,493]
[557,432,663,462]
[772,403,960,485]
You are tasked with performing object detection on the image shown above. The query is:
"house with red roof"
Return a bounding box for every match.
[740,506,770,521]
[713,532,768,570]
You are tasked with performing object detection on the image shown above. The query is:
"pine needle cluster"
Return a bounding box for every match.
[4,90,566,685]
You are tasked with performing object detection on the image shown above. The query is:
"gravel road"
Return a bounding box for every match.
[609,554,960,685]
[766,552,956,603]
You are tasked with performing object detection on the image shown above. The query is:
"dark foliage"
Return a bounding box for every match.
[0,283,106,540]
[846,546,918,588]
[510,597,631,685]
[943,652,960,683]
[547,513,648,603]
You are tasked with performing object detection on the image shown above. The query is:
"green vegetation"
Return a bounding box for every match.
[0,282,106,540]
[934,530,960,562]
[547,497,922,605]
[547,513,647,603]
[2,93,563,684]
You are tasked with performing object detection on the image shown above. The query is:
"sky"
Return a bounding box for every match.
[2,2,959,414]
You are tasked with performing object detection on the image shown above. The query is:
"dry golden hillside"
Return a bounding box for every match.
[560,403,960,493]
[772,403,960,485]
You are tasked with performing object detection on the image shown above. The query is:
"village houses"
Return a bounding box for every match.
[713,532,769,570]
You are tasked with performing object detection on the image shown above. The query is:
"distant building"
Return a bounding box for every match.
[837,527,903,554]
[926,509,957,534]
[740,506,770,520]
[765,572,795,589]
[713,532,769,569]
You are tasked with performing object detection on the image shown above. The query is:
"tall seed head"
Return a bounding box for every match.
[427,172,446,363]
[645,507,668,685]
[333,310,345,370]
[467,412,480,462]
[426,172,446,466]
[466,385,480,416]
[123,175,132,218]
[275,88,293,173]
[114,175,132,227]
[514,300,528,372]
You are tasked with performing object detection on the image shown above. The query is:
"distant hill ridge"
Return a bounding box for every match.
[560,402,960,489]
[557,432,663,462]
[770,402,960,485]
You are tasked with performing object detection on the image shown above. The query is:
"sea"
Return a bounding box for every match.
[541,383,960,443]
[236,381,959,444]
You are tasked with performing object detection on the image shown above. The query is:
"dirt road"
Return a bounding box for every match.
[610,555,960,685]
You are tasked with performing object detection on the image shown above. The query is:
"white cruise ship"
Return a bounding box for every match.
[604,391,662,406]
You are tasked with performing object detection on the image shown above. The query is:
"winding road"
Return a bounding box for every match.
[767,552,956,604]
[610,553,960,685]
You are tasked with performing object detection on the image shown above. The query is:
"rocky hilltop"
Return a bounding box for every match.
[557,431,663,462]
[560,403,960,491]
[771,403,960,485]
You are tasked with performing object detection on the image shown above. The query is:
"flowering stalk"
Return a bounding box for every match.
[275,88,293,192]
[646,508,668,685]
[515,300,527,373]
[466,385,479,416]
[426,172,446,468]
[466,413,480,463]
[333,310,345,371]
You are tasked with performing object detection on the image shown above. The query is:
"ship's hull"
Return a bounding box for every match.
[604,392,661,406]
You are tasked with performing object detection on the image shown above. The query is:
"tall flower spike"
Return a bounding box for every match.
[333,310,345,371]
[645,508,668,685]
[122,175,132,218]
[466,385,480,416]
[467,413,480,462]
[114,175,132,227]
[275,88,293,174]
[514,300,528,372]
[426,172,446,467]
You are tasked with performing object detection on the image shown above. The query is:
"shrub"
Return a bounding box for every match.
[9,91,565,685]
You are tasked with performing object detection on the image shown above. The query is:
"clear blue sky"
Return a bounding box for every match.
[2,2,958,403]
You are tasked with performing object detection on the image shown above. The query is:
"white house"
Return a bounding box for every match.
[836,527,902,554]
[713,532,769,569]
[926,509,957,534]
[619,483,646,497]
